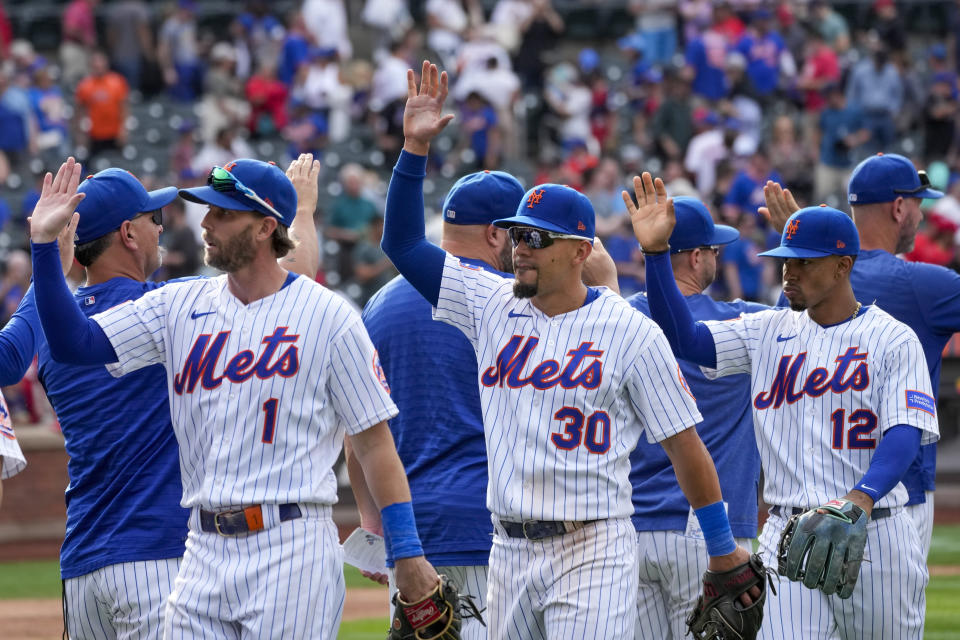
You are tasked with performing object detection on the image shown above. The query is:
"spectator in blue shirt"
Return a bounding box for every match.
[722,147,781,225]
[685,19,730,101]
[737,9,788,100]
[814,83,869,205]
[846,42,903,156]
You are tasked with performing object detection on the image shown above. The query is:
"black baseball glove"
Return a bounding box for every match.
[387,574,484,640]
[777,498,868,599]
[686,553,774,640]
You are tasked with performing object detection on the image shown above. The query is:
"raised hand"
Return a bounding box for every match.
[623,172,675,253]
[28,158,85,244]
[403,60,455,155]
[758,180,800,234]
[286,152,321,215]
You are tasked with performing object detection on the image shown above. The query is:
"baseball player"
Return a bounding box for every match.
[762,153,953,559]
[626,197,767,639]
[631,171,939,639]
[0,389,27,509]
[28,157,443,639]
[356,169,524,638]
[0,156,320,638]
[381,61,757,639]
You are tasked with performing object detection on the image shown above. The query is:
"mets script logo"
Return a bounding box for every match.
[526,189,545,209]
[173,327,299,394]
[0,395,13,440]
[785,219,800,240]
[481,335,603,390]
[753,347,869,410]
[372,350,390,393]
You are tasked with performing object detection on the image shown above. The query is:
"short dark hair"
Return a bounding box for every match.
[74,233,114,266]
[271,224,295,257]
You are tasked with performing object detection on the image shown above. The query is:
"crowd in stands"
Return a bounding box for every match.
[1,0,960,420]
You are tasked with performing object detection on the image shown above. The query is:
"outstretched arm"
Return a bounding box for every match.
[381,61,455,307]
[280,153,321,277]
[625,173,718,367]
[28,159,117,365]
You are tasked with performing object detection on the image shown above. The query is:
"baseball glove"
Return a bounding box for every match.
[387,574,484,640]
[776,498,867,599]
[686,553,773,640]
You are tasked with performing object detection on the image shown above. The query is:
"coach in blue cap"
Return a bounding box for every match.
[844,151,954,559]
[361,169,523,637]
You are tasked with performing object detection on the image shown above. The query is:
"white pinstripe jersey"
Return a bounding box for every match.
[434,253,702,522]
[702,305,939,509]
[92,274,398,509]
[0,391,25,479]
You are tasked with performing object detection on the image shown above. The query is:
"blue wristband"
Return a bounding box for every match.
[694,501,737,557]
[381,501,424,562]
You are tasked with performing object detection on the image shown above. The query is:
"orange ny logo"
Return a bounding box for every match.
[526,189,545,209]
[837,240,846,249]
[785,219,800,240]
[224,161,237,172]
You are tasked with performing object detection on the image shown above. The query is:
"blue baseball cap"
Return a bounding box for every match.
[759,205,860,259]
[847,153,944,204]
[442,171,525,225]
[179,159,298,226]
[75,169,178,244]
[669,197,739,252]
[492,184,595,243]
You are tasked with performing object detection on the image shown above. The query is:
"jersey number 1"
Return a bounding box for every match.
[262,398,279,444]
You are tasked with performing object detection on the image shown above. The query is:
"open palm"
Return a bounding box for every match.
[403,60,454,149]
[28,157,85,244]
[623,172,675,253]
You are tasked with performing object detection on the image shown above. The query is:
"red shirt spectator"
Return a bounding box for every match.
[63,0,98,46]
[798,36,839,112]
[0,4,12,58]
[245,64,289,136]
[75,53,129,142]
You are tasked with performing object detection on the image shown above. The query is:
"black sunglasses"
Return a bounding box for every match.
[508,226,589,249]
[138,209,163,226]
[893,170,933,196]
[675,245,720,254]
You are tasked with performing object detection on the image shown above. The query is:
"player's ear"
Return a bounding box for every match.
[485,224,502,248]
[257,215,279,241]
[118,219,137,249]
[572,240,593,266]
[891,197,906,223]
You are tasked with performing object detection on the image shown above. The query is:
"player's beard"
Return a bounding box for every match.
[499,241,514,274]
[513,279,537,298]
[205,224,257,272]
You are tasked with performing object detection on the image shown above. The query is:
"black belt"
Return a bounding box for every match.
[770,505,892,520]
[199,503,302,536]
[499,519,596,541]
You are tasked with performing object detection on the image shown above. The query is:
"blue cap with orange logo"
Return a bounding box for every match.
[492,184,595,243]
[758,205,859,258]
[75,169,178,244]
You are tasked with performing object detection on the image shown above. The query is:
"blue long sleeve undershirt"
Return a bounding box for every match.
[644,251,718,368]
[380,150,447,307]
[30,240,117,364]
[0,285,40,386]
[855,425,921,504]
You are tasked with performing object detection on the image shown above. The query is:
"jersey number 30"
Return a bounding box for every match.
[551,407,611,454]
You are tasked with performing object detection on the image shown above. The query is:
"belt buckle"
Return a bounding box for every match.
[521,520,540,540]
[213,510,240,537]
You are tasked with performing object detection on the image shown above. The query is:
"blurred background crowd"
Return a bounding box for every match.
[1,0,959,419]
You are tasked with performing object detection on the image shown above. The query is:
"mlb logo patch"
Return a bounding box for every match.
[84,295,96,306]
[905,390,935,416]
[446,209,455,219]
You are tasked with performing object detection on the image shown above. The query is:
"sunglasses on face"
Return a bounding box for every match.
[207,166,282,218]
[138,209,163,226]
[508,226,589,249]
[893,170,933,196]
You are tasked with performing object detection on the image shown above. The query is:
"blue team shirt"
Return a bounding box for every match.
[627,292,767,538]
[737,32,786,96]
[362,258,508,566]
[2,279,188,578]
[850,250,960,502]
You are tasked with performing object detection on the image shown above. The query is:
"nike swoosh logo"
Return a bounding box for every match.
[508,311,532,318]
[190,310,216,320]
[776,335,795,342]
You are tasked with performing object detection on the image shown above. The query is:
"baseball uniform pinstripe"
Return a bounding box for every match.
[628,293,765,639]
[433,252,702,638]
[89,273,397,638]
[0,391,25,479]
[702,305,938,638]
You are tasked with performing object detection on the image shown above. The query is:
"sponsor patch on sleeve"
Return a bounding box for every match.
[905,390,936,416]
[373,350,391,394]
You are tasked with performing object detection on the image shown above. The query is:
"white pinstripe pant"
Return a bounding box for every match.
[905,491,934,560]
[634,531,754,640]
[758,510,927,640]
[163,506,343,640]
[487,517,638,640]
[64,557,181,640]
[389,565,488,640]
